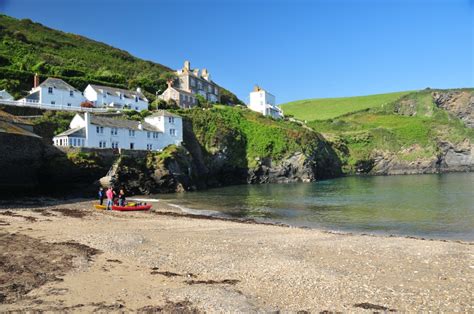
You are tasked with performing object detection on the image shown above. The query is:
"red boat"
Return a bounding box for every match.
[111,204,152,211]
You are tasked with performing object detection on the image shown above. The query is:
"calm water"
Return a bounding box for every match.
[156,173,474,241]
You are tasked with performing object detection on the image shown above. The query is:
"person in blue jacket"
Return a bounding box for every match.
[98,187,104,205]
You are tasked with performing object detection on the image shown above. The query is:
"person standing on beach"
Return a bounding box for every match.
[118,188,126,207]
[98,187,104,205]
[106,187,115,211]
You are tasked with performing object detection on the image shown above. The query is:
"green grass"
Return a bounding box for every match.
[307,89,474,172]
[181,106,327,168]
[0,14,242,104]
[280,91,412,121]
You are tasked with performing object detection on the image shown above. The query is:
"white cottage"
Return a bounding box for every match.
[248,85,283,119]
[0,90,14,101]
[84,84,149,111]
[53,111,182,151]
[20,76,86,108]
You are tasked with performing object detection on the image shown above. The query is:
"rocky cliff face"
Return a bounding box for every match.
[110,140,342,195]
[0,132,112,196]
[368,140,474,175]
[108,109,342,194]
[432,90,473,128]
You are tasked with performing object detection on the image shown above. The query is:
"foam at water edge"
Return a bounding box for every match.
[128,198,161,202]
[167,203,224,217]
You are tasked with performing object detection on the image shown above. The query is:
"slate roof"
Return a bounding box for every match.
[54,127,86,138]
[169,87,195,96]
[0,120,40,138]
[86,114,161,132]
[148,110,182,118]
[0,110,33,125]
[89,84,148,101]
[39,78,80,91]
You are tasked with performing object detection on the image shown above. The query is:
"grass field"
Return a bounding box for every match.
[280,91,412,121]
[305,90,474,171]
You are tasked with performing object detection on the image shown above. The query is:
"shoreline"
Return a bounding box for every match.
[130,197,474,246]
[3,196,473,245]
[1,198,473,311]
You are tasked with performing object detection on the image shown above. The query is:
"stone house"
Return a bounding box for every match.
[159,60,219,108]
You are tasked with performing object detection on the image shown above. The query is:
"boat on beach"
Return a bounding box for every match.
[112,204,152,211]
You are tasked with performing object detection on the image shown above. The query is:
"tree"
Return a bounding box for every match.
[150,98,168,110]
[196,94,211,108]
[159,72,177,86]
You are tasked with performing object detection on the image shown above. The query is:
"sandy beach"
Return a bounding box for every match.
[0,198,473,312]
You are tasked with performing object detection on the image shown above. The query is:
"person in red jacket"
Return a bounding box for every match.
[106,187,115,211]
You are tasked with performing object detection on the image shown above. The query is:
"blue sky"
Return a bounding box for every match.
[1,0,473,103]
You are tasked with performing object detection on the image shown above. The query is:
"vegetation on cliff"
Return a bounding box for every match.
[283,89,474,173]
[181,106,333,168]
[0,14,241,104]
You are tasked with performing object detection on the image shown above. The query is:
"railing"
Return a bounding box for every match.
[0,99,120,113]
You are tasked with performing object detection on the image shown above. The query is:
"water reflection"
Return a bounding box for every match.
[157,173,474,240]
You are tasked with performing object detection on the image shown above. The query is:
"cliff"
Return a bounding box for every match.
[306,89,474,175]
[108,107,342,194]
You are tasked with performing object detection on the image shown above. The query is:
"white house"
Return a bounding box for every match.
[84,84,149,111]
[248,85,283,119]
[0,90,14,101]
[53,110,182,151]
[20,76,86,108]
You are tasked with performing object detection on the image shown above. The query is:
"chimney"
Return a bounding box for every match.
[138,122,143,130]
[136,87,142,94]
[84,112,91,125]
[34,73,39,88]
[184,60,190,71]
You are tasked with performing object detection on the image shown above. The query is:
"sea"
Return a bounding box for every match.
[150,173,474,241]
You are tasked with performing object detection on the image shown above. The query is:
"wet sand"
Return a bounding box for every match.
[0,199,473,312]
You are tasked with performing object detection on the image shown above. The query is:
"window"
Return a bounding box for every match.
[135,96,138,102]
[168,117,175,124]
[147,144,152,150]
[130,143,134,149]
[147,131,150,138]
[96,126,104,134]
[51,101,55,105]
[67,103,71,107]
[112,142,119,149]
[119,93,123,99]
[153,132,158,139]
[103,93,107,98]
[111,127,118,135]
[129,130,135,137]
[170,129,176,136]
[73,138,76,146]
[48,87,53,94]
[69,90,74,97]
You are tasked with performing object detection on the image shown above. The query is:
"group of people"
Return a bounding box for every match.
[98,187,126,210]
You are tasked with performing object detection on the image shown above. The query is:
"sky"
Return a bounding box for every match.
[1,0,473,104]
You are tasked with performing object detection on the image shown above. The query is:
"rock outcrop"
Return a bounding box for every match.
[367,140,474,175]
[0,132,112,196]
[433,90,474,128]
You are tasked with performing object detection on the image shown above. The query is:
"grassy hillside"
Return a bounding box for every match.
[181,105,336,168]
[307,89,474,173]
[280,91,411,121]
[0,14,242,104]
